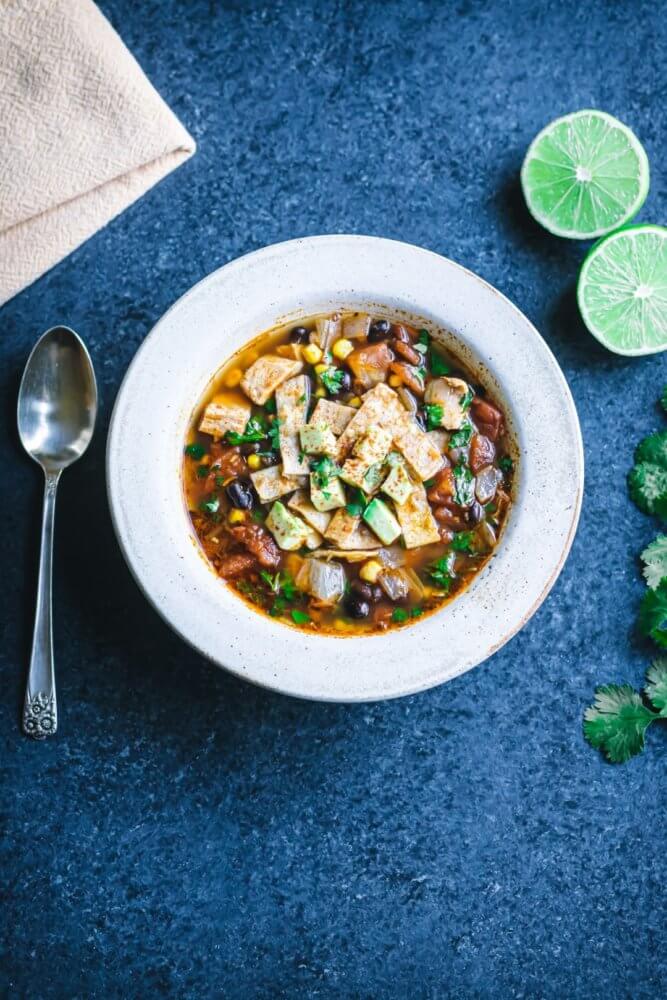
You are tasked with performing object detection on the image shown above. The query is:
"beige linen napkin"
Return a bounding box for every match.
[0,0,196,306]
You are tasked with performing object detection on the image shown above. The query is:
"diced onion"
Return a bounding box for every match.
[475,465,502,504]
[308,559,346,604]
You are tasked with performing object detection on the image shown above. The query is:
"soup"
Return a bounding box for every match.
[183,312,515,634]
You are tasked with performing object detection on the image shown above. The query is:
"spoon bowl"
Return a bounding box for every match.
[18,326,97,738]
[18,326,97,471]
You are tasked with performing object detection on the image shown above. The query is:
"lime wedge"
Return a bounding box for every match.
[577,225,667,355]
[521,110,649,239]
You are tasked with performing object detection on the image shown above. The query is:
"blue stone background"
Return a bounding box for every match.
[2,0,666,996]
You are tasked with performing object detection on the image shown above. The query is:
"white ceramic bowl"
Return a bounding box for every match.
[107,236,583,702]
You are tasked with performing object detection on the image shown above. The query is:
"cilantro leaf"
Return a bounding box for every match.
[417,329,430,347]
[662,385,667,415]
[291,609,311,625]
[391,607,409,623]
[264,398,277,414]
[226,415,268,446]
[429,350,450,376]
[448,421,473,449]
[451,531,474,553]
[629,431,667,518]
[185,442,206,460]
[583,684,656,763]
[196,464,210,479]
[319,367,346,395]
[346,488,367,517]
[311,455,340,489]
[641,535,667,589]
[460,387,474,412]
[638,581,667,648]
[453,463,475,506]
[424,403,443,431]
[199,497,220,514]
[645,657,667,715]
[267,418,281,450]
[427,552,455,591]
[260,570,299,601]
[499,456,514,473]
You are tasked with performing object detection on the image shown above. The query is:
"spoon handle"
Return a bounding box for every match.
[23,471,60,739]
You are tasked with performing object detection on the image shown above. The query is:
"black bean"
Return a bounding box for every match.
[370,585,383,603]
[467,500,484,525]
[289,326,310,343]
[368,319,391,342]
[225,480,254,510]
[350,580,373,602]
[330,371,352,397]
[261,452,280,467]
[345,595,371,619]
[240,441,262,456]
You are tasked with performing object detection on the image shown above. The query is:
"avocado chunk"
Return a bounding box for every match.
[362,497,401,545]
[310,473,346,512]
[265,501,309,551]
[382,460,414,505]
[299,422,337,456]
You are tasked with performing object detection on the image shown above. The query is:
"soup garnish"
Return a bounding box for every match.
[183,312,514,634]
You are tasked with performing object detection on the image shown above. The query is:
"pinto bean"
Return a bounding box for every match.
[471,398,503,442]
[219,552,256,578]
[427,467,455,505]
[230,524,281,568]
[392,339,422,365]
[469,433,496,473]
[389,361,424,396]
[432,504,468,532]
[210,443,248,479]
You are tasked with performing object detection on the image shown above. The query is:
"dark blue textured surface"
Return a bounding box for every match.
[2,1,667,996]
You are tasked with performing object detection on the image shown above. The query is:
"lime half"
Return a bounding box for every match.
[577,225,667,356]
[521,110,649,239]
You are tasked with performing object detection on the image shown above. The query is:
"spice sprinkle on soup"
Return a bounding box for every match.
[184,312,514,634]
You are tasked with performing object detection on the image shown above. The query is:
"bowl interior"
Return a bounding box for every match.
[107,236,583,702]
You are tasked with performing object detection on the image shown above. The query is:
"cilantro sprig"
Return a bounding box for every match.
[185,442,206,460]
[225,414,268,446]
[424,403,443,431]
[319,366,346,395]
[311,455,340,489]
[584,658,667,763]
[426,552,455,591]
[448,421,473,449]
[628,429,667,519]
[453,463,475,506]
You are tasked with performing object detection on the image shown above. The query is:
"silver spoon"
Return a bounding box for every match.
[17,327,97,738]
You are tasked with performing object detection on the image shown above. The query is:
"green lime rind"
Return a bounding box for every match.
[521,110,649,240]
[577,224,667,356]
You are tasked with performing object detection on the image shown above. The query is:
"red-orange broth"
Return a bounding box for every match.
[184,311,515,634]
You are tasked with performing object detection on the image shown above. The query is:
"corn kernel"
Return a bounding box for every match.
[247,453,262,470]
[224,367,243,388]
[359,559,383,584]
[315,387,326,398]
[348,396,362,408]
[228,509,246,525]
[302,344,323,365]
[334,618,352,632]
[388,374,402,387]
[277,343,300,360]
[332,338,354,360]
[244,350,259,366]
[314,362,329,376]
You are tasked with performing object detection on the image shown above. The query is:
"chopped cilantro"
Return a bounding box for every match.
[417,329,430,346]
[319,366,346,395]
[429,350,450,376]
[291,609,311,625]
[391,608,409,623]
[427,552,456,591]
[424,478,436,489]
[346,488,368,517]
[199,497,220,514]
[311,455,340,489]
[264,398,277,414]
[196,465,210,479]
[252,508,265,522]
[267,418,281,450]
[424,403,443,431]
[260,570,299,601]
[460,387,474,412]
[269,597,287,617]
[298,394,307,404]
[410,606,424,618]
[448,422,473,449]
[185,442,206,460]
[451,531,474,553]
[417,365,428,384]
[499,456,514,472]
[453,463,475,506]
[226,415,267,446]
[214,475,225,487]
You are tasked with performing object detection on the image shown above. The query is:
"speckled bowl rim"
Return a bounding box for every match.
[107,235,584,702]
